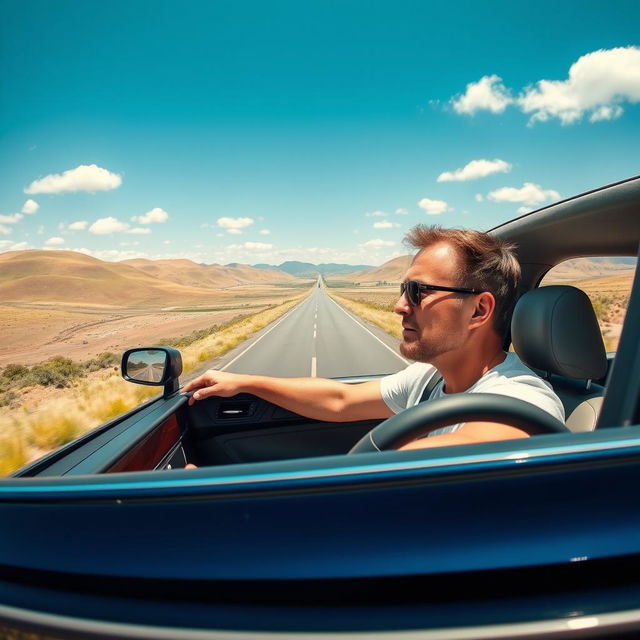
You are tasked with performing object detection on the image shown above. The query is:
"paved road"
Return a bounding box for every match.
[133,364,165,383]
[209,284,409,379]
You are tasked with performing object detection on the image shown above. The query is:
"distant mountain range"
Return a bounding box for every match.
[0,250,634,307]
[252,261,374,278]
[123,258,298,288]
[0,250,298,307]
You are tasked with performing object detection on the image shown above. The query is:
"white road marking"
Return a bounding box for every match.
[311,356,317,377]
[326,296,410,365]
[220,305,300,371]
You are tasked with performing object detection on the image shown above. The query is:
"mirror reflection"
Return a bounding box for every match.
[125,349,168,384]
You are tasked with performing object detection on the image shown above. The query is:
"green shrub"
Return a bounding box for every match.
[26,356,83,388]
[160,312,255,349]
[85,351,118,372]
[0,364,30,392]
[0,391,18,407]
[2,363,29,381]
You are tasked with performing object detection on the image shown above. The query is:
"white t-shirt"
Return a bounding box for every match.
[380,352,565,436]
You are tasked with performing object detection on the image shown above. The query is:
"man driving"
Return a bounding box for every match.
[183,226,564,450]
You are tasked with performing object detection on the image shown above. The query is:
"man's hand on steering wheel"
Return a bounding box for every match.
[349,393,568,454]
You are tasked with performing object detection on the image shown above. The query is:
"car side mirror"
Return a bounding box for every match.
[121,347,183,396]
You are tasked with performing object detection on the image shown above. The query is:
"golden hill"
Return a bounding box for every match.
[0,250,242,307]
[121,258,297,288]
[543,258,635,283]
[334,255,413,284]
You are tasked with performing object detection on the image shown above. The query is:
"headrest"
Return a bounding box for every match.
[511,285,607,381]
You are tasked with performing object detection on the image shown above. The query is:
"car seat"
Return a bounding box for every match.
[511,285,608,432]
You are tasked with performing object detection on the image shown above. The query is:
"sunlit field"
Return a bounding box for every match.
[327,286,401,339]
[0,292,308,476]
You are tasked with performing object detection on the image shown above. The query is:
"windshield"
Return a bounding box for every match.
[1,3,639,475]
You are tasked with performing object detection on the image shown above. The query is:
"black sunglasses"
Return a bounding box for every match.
[400,280,479,306]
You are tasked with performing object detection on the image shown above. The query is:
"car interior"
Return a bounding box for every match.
[511,284,607,431]
[184,179,638,460]
[13,177,640,478]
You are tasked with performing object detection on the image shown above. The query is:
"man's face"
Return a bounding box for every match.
[395,242,477,364]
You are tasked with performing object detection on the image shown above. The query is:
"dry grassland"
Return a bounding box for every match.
[0,291,309,476]
[327,286,401,338]
[0,285,304,366]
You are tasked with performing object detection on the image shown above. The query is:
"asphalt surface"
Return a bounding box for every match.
[204,285,409,379]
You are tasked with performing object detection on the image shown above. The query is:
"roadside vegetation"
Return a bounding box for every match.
[326,287,401,339]
[585,292,629,352]
[0,353,119,407]
[0,293,308,476]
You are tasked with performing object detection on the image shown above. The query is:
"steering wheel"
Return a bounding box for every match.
[349,393,569,454]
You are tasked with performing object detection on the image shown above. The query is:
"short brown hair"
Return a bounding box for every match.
[404,225,520,338]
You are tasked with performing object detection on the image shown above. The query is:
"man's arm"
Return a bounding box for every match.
[182,370,394,422]
[399,421,529,451]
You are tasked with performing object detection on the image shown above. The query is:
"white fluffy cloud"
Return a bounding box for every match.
[68,221,88,230]
[488,182,560,206]
[451,75,513,115]
[25,164,122,194]
[87,217,152,235]
[395,208,408,215]
[365,211,387,217]
[0,213,23,224]
[259,229,271,235]
[518,47,640,125]
[451,47,640,125]
[373,221,400,229]
[362,239,396,248]
[417,198,451,215]
[589,105,624,123]
[244,242,273,250]
[89,217,130,234]
[21,199,39,214]
[228,242,273,251]
[0,240,29,251]
[133,207,169,224]
[217,217,254,233]
[437,158,512,182]
[0,225,11,235]
[45,237,65,246]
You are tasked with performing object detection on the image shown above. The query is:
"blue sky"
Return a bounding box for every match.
[1,0,639,266]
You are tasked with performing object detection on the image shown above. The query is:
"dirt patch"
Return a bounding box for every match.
[0,304,252,366]
[0,286,304,367]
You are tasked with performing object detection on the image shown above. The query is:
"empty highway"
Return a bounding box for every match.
[210,285,408,379]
